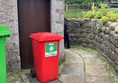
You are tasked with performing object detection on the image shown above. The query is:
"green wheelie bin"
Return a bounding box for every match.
[0,24,10,83]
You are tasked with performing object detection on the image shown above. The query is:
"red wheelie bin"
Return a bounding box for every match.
[30,32,63,82]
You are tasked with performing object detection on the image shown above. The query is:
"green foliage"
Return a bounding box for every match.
[106,11,118,21]
[82,5,118,23]
[98,4,108,9]
[65,3,118,23]
[101,11,118,23]
[96,27,102,33]
[94,11,105,18]
[83,10,95,18]
[101,16,109,24]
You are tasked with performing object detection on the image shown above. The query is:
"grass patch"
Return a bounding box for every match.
[107,8,118,13]
[97,53,118,83]
[64,10,83,18]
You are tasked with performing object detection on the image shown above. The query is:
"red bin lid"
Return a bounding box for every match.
[30,32,63,42]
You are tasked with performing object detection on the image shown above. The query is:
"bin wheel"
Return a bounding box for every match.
[30,69,35,78]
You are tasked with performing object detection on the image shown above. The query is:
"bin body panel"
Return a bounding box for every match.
[0,24,10,83]
[0,37,6,83]
[32,39,59,82]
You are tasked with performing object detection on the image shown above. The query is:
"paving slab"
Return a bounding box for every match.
[86,64,108,77]
[65,53,82,59]
[61,63,84,76]
[86,75,113,83]
[59,74,85,83]
[65,58,83,64]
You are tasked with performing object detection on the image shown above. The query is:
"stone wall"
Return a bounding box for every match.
[68,18,118,74]
[0,0,21,72]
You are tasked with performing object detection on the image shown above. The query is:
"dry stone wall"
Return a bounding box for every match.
[68,18,118,74]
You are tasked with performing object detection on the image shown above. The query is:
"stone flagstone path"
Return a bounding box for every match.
[7,48,117,83]
[59,48,116,83]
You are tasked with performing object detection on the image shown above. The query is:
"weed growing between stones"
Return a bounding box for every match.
[7,71,25,78]
[59,54,66,66]
[96,27,102,33]
[59,54,66,76]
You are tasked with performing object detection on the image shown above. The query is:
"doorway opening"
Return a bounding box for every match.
[18,0,51,69]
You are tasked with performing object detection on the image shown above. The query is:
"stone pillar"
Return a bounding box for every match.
[0,0,21,72]
[51,0,64,59]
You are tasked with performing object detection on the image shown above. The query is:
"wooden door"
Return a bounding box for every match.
[18,0,51,69]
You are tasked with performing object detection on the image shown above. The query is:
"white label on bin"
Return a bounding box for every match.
[45,42,57,57]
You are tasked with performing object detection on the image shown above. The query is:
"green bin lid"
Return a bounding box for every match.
[0,24,11,37]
